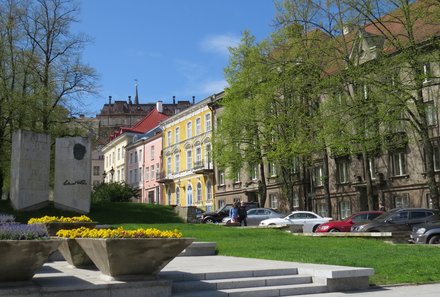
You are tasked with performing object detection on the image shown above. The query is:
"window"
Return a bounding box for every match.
[269,162,277,177]
[250,164,258,180]
[186,121,192,138]
[394,194,410,208]
[196,118,201,135]
[187,184,193,205]
[314,164,324,187]
[426,193,434,209]
[175,154,180,173]
[155,163,159,179]
[336,158,349,184]
[293,157,300,174]
[134,151,138,163]
[121,168,124,181]
[139,167,142,182]
[423,62,432,83]
[167,131,172,146]
[129,170,133,183]
[167,188,171,205]
[93,166,100,176]
[186,150,192,170]
[175,127,180,143]
[269,193,278,209]
[293,192,299,209]
[205,144,212,165]
[206,180,212,201]
[391,151,406,176]
[166,157,172,175]
[139,149,142,163]
[150,165,155,180]
[218,170,225,185]
[117,148,120,161]
[145,167,149,181]
[129,153,133,164]
[175,187,180,205]
[426,101,437,126]
[150,146,155,160]
[233,171,241,183]
[218,200,225,209]
[432,144,440,172]
[317,202,329,217]
[134,168,138,183]
[117,170,120,181]
[205,113,211,132]
[196,183,202,203]
[340,201,351,219]
[195,146,202,166]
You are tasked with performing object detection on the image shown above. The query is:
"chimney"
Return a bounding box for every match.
[128,96,132,105]
[173,96,176,105]
[156,100,163,113]
[108,96,112,105]
[192,96,195,104]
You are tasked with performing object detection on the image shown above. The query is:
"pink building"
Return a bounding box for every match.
[142,132,163,204]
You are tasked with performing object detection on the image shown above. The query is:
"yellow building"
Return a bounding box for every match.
[159,96,215,212]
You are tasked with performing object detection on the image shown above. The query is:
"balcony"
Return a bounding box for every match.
[193,160,214,174]
[157,171,174,183]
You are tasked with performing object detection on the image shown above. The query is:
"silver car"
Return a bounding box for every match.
[223,208,284,226]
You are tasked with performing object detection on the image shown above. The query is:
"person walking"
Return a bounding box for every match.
[238,201,248,226]
[229,202,239,224]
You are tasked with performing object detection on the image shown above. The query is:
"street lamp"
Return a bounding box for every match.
[109,167,115,181]
[102,171,107,183]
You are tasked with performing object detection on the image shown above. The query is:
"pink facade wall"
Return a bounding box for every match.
[142,135,162,204]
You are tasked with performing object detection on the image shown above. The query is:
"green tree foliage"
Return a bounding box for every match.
[0,0,97,197]
[91,182,140,203]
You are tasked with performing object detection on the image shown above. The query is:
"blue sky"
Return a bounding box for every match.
[74,0,277,116]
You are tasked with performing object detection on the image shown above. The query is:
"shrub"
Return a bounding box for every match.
[56,227,183,239]
[0,223,48,240]
[92,182,139,203]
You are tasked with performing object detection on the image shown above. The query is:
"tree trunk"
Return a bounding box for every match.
[258,162,267,207]
[362,151,375,211]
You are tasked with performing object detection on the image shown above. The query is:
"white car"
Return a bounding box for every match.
[259,211,333,232]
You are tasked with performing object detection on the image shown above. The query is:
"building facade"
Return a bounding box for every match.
[159,96,215,212]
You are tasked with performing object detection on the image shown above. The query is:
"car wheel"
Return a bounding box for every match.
[428,235,440,244]
[329,228,340,232]
[204,218,215,224]
[312,225,319,232]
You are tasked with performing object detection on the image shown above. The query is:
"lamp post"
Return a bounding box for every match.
[110,167,115,182]
[102,171,107,183]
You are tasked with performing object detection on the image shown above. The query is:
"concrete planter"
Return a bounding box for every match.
[44,221,96,236]
[57,238,94,268]
[0,239,62,281]
[75,238,193,278]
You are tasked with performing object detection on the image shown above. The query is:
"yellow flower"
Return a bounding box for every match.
[56,227,183,239]
[28,215,92,224]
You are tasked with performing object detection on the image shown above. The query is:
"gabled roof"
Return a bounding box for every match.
[109,108,168,140]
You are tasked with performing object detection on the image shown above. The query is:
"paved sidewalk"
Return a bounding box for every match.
[298,283,440,297]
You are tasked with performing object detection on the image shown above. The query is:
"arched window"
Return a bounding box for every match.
[206,180,212,201]
[196,182,202,203]
[167,188,171,205]
[175,186,180,205]
[186,184,193,205]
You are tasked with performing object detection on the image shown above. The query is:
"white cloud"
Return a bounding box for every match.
[201,33,241,56]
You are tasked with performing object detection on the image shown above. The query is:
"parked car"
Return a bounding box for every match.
[410,221,440,244]
[259,211,332,232]
[201,202,259,223]
[222,208,285,226]
[195,208,205,223]
[351,208,440,232]
[315,211,384,232]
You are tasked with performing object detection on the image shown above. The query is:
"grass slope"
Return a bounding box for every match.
[2,200,440,285]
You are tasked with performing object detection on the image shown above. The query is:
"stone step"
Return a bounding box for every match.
[172,274,313,293]
[172,283,328,297]
[161,268,299,281]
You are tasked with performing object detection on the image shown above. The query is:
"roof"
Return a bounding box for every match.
[109,108,168,140]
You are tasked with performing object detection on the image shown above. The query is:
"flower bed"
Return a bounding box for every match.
[28,215,96,236]
[0,223,48,240]
[57,227,192,278]
[0,213,15,224]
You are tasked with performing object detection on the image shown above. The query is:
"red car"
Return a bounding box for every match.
[315,211,384,232]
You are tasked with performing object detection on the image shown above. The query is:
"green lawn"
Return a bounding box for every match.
[2,200,440,286]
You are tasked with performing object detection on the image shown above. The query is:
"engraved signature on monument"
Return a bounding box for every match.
[63,180,87,185]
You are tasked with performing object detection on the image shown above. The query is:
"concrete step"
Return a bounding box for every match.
[172,283,328,297]
[161,268,299,281]
[172,274,313,293]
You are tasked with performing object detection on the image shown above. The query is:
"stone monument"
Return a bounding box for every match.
[54,137,91,213]
[10,130,51,210]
